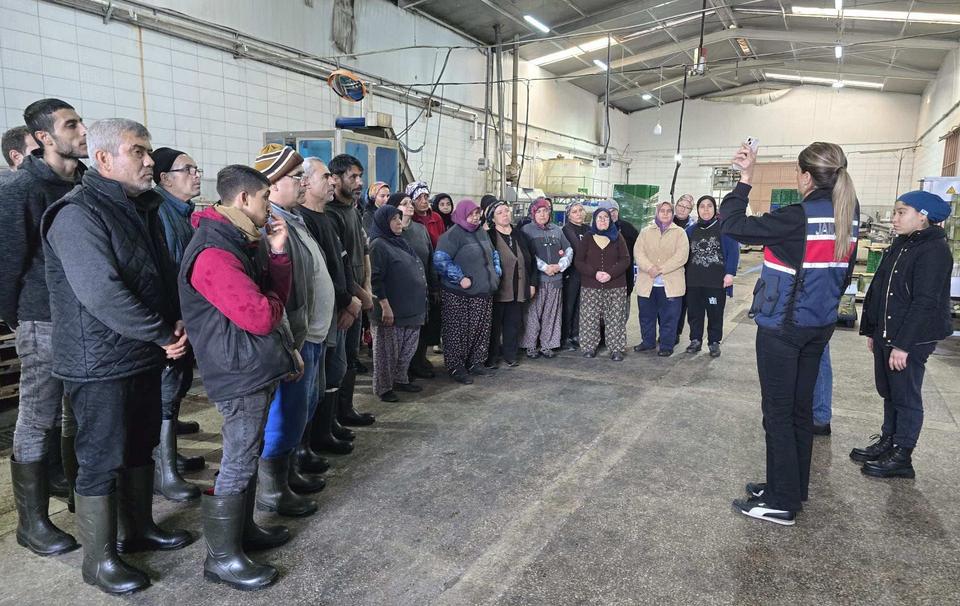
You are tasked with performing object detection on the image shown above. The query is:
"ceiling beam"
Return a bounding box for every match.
[564,27,958,78]
[398,0,434,8]
[781,61,937,81]
[520,0,654,41]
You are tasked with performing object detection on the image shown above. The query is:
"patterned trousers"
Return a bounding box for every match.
[521,283,562,353]
[579,287,628,354]
[441,291,493,373]
[372,325,421,396]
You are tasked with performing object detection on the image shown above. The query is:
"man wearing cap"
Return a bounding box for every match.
[852,190,954,479]
[409,180,446,247]
[151,147,205,502]
[253,144,335,517]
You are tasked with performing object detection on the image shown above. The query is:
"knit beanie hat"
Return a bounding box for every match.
[152,147,186,184]
[254,144,304,184]
[897,190,952,223]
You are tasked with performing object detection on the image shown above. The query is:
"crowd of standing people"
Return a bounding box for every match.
[0,94,954,599]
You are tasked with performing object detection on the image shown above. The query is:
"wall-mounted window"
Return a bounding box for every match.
[942,127,959,177]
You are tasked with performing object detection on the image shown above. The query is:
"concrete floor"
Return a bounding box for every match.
[1,253,959,605]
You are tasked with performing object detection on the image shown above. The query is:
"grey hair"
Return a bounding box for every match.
[86,118,150,167]
[301,156,327,178]
[677,194,694,204]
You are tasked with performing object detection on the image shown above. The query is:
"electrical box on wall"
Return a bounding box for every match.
[477,157,490,171]
[597,153,612,169]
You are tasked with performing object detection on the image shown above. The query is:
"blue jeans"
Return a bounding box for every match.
[261,341,325,459]
[637,287,682,351]
[214,385,276,495]
[812,343,832,425]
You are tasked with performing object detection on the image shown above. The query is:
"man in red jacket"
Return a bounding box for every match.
[179,164,302,591]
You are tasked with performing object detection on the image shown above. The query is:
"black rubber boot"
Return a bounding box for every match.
[337,369,375,427]
[295,418,330,474]
[154,419,201,502]
[10,458,79,556]
[255,456,317,517]
[331,415,356,442]
[117,465,193,553]
[176,452,206,473]
[861,446,916,478]
[288,452,326,495]
[313,390,354,455]
[243,474,289,551]
[45,426,69,498]
[849,433,894,463]
[62,433,78,513]
[202,489,279,591]
[176,419,200,435]
[76,492,151,595]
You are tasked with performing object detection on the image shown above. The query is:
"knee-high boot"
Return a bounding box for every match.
[76,492,150,595]
[337,369,375,426]
[116,465,193,553]
[10,458,78,556]
[154,419,201,502]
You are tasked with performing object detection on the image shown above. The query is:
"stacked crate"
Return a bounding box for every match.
[613,184,658,227]
[770,188,800,211]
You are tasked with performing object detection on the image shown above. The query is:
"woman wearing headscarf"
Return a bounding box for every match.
[431,193,454,229]
[433,200,502,384]
[633,201,689,357]
[575,208,631,361]
[369,205,427,402]
[561,201,589,351]
[479,194,499,230]
[388,192,441,379]
[362,181,390,233]
[408,181,446,247]
[486,201,537,368]
[683,195,739,357]
[521,198,574,358]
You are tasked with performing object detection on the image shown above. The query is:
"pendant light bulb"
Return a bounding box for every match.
[653,121,663,136]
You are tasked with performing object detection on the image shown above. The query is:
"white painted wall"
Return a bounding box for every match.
[624,85,922,219]
[913,49,960,181]
[0,0,628,201]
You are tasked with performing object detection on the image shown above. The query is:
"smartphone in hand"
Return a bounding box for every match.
[731,137,759,171]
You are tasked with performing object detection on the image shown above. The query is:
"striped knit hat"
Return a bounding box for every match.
[253,144,304,184]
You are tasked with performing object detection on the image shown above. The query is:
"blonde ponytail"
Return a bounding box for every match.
[797,142,858,261]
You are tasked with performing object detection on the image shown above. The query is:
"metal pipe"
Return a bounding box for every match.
[510,34,519,186]
[495,24,506,200]
[483,48,492,193]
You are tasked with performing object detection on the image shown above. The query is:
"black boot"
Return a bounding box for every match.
[75,492,150,595]
[154,419,201,502]
[255,456,317,517]
[116,465,193,553]
[337,369,375,426]
[288,452,326,494]
[313,390,354,455]
[295,418,330,474]
[176,452,206,473]
[10,458,79,556]
[849,433,894,463]
[861,446,916,478]
[45,426,69,498]
[331,415,356,441]
[243,474,289,551]
[202,489,279,591]
[62,433,77,513]
[175,419,200,435]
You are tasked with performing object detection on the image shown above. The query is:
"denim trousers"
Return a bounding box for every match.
[12,321,64,463]
[65,368,163,496]
[214,384,277,495]
[873,334,935,448]
[262,341,325,459]
[637,287,682,351]
[160,352,194,420]
[812,343,832,425]
[755,324,833,511]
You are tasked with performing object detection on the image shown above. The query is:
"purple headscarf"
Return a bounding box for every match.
[654,201,674,233]
[529,197,553,230]
[451,198,481,232]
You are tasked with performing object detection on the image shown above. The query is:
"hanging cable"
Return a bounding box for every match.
[395,48,453,140]
[669,70,688,203]
[516,79,532,187]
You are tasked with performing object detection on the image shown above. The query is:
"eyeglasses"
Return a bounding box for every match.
[285,173,304,183]
[167,166,203,176]
[677,204,693,211]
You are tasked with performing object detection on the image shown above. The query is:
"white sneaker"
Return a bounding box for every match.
[732,497,796,526]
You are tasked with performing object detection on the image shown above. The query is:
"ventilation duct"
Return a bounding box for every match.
[702,86,792,106]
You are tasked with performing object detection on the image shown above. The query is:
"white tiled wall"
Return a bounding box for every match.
[913,50,960,181]
[0,0,628,203]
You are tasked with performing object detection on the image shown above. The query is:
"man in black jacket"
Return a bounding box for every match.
[1,125,40,176]
[0,98,86,558]
[852,190,954,479]
[42,118,192,595]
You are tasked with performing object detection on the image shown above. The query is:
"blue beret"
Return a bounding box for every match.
[897,190,952,223]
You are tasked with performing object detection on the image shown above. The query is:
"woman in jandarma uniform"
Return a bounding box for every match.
[721,141,859,526]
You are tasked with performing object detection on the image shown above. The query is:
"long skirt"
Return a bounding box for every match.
[521,283,562,353]
[372,325,420,396]
[441,291,493,373]
[579,286,627,354]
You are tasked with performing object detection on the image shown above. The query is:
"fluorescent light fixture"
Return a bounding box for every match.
[530,36,617,66]
[653,122,662,135]
[834,0,842,11]
[832,81,845,88]
[641,93,653,101]
[593,59,609,71]
[622,14,708,41]
[674,154,683,162]
[764,72,884,90]
[523,15,551,33]
[834,45,842,58]
[791,6,960,24]
[736,38,753,54]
